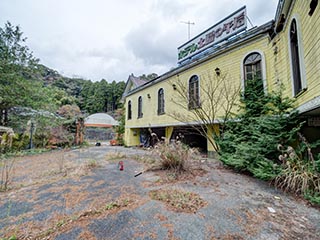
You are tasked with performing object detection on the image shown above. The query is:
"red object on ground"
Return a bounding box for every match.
[118,161,124,171]
[110,139,118,146]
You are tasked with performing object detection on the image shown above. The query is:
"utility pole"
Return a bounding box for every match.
[181,21,195,40]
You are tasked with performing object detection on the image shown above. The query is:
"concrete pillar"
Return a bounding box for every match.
[165,126,174,143]
[207,124,219,159]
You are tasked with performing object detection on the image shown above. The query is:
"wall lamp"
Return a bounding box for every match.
[172,84,177,90]
[147,93,151,99]
[215,67,221,76]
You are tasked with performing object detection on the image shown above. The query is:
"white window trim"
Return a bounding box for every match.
[240,50,268,94]
[287,14,307,97]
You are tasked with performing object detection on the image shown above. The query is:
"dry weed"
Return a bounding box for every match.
[105,151,126,161]
[149,188,207,213]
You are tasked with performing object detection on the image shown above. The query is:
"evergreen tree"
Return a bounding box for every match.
[217,79,301,180]
[0,21,39,125]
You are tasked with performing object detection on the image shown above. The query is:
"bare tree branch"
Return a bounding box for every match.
[168,71,240,152]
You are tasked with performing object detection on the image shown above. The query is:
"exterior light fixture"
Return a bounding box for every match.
[172,84,177,90]
[215,67,221,76]
[147,94,151,99]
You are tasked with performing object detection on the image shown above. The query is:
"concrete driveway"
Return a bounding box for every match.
[0,145,319,239]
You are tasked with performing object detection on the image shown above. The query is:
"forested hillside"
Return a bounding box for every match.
[0,22,126,149]
[32,64,126,115]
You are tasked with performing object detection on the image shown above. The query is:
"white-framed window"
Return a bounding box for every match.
[241,50,267,97]
[127,100,132,120]
[243,52,263,97]
[138,96,143,118]
[188,75,200,109]
[158,88,165,115]
[288,17,306,96]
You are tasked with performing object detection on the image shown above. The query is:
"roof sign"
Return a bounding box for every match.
[178,6,247,63]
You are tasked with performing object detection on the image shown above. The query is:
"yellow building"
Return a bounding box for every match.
[122,0,320,157]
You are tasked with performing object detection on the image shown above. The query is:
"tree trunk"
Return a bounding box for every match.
[0,109,3,125]
[4,109,8,126]
[0,109,8,126]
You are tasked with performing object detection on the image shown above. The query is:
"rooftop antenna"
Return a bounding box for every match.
[246,15,254,28]
[181,21,195,40]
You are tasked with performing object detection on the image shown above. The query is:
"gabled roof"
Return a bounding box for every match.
[122,74,148,101]
[129,74,148,87]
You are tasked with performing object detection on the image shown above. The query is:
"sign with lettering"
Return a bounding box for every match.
[178,6,247,62]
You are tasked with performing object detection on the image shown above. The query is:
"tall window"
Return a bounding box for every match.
[243,52,264,97]
[127,100,132,120]
[189,75,200,109]
[290,19,302,96]
[158,88,165,115]
[138,96,143,118]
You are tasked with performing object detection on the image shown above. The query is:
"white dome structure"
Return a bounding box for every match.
[84,113,119,127]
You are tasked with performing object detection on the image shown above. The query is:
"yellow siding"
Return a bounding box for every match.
[126,36,271,130]
[271,1,320,106]
[124,1,320,149]
[124,128,140,146]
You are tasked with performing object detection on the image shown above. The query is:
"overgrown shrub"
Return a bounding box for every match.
[152,140,200,173]
[217,84,299,180]
[48,126,74,147]
[275,135,320,198]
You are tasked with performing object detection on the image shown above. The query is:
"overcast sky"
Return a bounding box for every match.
[0,0,279,82]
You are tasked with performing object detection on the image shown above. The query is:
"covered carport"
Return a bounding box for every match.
[84,113,119,142]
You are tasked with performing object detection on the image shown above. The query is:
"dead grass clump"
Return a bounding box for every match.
[152,140,201,173]
[275,144,320,196]
[0,156,16,191]
[105,151,126,161]
[69,159,100,177]
[149,188,207,213]
[86,159,99,169]
[132,155,156,165]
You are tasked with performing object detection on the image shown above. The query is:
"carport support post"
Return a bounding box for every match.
[207,124,219,159]
[165,126,174,143]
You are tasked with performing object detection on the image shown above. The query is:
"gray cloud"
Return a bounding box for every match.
[0,0,279,82]
[125,22,179,66]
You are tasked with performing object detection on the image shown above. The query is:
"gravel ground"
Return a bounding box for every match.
[0,144,320,239]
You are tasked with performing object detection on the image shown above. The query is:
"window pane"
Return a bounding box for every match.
[290,19,302,95]
[189,75,200,109]
[244,52,264,98]
[158,88,165,114]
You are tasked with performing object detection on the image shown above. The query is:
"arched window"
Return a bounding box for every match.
[127,100,132,120]
[290,19,303,96]
[243,52,264,97]
[138,96,143,118]
[158,88,165,115]
[189,75,200,109]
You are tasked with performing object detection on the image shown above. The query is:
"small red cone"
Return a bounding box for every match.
[118,161,124,171]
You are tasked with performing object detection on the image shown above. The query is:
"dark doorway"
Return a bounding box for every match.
[171,126,207,153]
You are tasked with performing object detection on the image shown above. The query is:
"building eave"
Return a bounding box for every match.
[274,0,293,33]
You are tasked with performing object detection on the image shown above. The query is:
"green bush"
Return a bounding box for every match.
[304,191,320,205]
[217,81,300,181]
